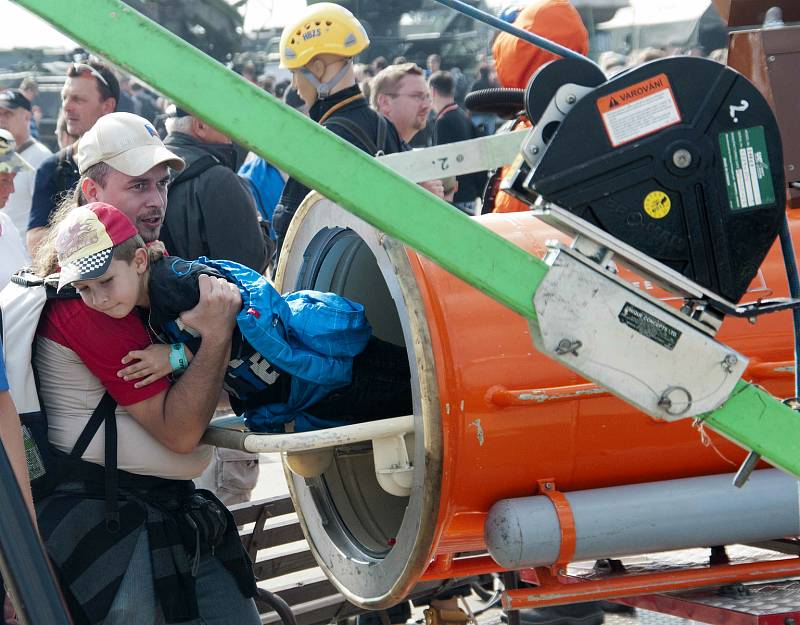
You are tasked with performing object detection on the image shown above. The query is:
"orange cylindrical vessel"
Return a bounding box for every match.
[277,196,797,608]
[412,210,796,556]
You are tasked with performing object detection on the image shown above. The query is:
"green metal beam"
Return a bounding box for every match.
[703,381,800,475]
[13,0,800,479]
[13,0,545,320]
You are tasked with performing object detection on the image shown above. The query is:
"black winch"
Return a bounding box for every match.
[504,56,786,307]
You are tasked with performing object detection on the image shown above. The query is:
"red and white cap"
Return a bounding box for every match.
[56,202,138,291]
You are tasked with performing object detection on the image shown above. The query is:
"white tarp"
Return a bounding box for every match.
[600,0,712,27]
[597,0,719,51]
[0,1,77,50]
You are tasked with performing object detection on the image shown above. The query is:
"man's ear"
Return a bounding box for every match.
[81,177,100,202]
[376,93,389,115]
[307,58,327,80]
[101,97,116,115]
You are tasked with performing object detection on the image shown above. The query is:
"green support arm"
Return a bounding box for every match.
[13,0,800,478]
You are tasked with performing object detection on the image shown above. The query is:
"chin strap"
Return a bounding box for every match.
[301,61,352,99]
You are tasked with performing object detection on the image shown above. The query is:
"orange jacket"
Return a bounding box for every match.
[490,1,589,213]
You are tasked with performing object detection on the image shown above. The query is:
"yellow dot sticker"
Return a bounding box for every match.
[643,191,671,219]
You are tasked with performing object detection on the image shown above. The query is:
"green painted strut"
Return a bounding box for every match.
[13,0,800,479]
[14,0,545,320]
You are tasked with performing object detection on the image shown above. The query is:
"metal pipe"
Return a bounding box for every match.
[485,469,799,569]
[202,414,414,453]
[431,0,598,68]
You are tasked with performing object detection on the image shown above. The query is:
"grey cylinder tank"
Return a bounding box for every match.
[485,469,800,569]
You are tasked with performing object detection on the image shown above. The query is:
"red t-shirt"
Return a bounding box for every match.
[39,299,169,406]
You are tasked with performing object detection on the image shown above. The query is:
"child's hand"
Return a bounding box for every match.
[119,344,173,388]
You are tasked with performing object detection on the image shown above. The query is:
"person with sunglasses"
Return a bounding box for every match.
[26,59,120,256]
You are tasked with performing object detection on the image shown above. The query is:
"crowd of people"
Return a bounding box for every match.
[0,0,734,624]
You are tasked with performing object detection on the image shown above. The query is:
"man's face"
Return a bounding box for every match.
[0,107,29,144]
[61,75,114,137]
[380,74,431,142]
[90,164,170,242]
[0,172,15,208]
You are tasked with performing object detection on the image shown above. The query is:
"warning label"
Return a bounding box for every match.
[718,125,775,212]
[597,74,681,147]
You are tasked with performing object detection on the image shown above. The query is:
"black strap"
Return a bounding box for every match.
[54,146,78,200]
[69,391,119,530]
[323,117,378,156]
[375,114,388,156]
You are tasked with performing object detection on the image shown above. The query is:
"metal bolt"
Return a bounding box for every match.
[527,145,540,156]
[789,164,796,172]
[722,354,738,373]
[555,339,582,356]
[768,55,776,62]
[558,568,566,576]
[672,148,693,169]
[566,94,577,104]
[544,482,553,490]
[658,386,692,416]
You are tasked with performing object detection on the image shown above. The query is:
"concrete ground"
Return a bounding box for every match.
[250,454,706,625]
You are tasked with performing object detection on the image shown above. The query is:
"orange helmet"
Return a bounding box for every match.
[492,0,589,89]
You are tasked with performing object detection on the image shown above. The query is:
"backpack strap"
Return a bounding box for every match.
[69,391,119,530]
[323,117,378,156]
[375,114,388,156]
[54,146,78,200]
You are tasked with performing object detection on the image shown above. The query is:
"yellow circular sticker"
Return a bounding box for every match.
[643,191,671,219]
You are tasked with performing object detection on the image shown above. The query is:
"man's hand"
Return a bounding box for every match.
[178,275,241,341]
[420,179,445,199]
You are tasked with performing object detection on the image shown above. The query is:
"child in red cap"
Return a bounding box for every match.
[55,202,411,432]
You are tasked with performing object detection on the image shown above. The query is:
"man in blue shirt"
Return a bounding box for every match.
[26,59,119,255]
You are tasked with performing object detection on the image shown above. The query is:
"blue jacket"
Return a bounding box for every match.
[159,257,371,432]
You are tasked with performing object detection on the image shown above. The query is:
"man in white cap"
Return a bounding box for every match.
[30,113,261,624]
[73,111,185,244]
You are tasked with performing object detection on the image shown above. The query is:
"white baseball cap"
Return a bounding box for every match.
[76,112,185,176]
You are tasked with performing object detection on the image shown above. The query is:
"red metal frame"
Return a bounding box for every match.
[506,559,800,610]
[616,592,800,625]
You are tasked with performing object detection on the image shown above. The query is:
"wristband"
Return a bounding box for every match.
[169,343,189,372]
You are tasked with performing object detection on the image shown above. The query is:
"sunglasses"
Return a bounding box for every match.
[386,92,432,103]
[69,63,111,90]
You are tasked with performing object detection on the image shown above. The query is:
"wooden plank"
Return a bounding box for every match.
[253,550,320,580]
[230,496,295,525]
[271,580,339,607]
[247,521,306,552]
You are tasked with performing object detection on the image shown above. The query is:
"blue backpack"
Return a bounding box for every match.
[238,158,286,239]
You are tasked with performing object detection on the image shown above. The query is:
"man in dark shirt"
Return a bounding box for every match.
[428,71,487,215]
[271,3,406,266]
[160,108,269,274]
[27,59,119,255]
